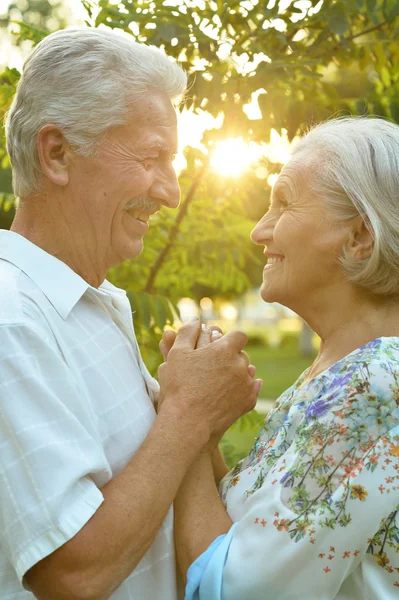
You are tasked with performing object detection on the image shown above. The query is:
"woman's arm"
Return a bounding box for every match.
[174,451,232,579]
[211,446,230,485]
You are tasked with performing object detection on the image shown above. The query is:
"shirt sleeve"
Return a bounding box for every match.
[0,321,111,585]
[187,425,399,600]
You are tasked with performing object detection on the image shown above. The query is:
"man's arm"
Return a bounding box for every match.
[27,408,210,600]
[25,319,259,600]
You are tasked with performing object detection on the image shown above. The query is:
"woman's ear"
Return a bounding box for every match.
[37,124,71,187]
[346,215,374,261]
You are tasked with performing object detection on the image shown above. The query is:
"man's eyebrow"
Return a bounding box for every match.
[141,141,172,153]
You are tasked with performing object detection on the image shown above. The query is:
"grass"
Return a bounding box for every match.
[221,342,316,467]
[246,342,316,400]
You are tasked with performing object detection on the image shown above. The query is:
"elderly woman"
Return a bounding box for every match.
[165,117,399,599]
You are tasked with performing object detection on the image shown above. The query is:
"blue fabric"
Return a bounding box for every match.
[185,523,238,600]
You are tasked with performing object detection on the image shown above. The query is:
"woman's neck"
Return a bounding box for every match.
[301,290,399,383]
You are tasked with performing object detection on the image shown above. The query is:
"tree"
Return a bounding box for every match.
[93,0,399,368]
[0,0,398,455]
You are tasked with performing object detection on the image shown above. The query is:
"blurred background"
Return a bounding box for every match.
[1,0,398,461]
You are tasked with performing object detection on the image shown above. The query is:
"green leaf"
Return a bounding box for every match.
[229,409,264,433]
[11,21,49,45]
[380,66,391,87]
[154,294,168,329]
[328,14,350,36]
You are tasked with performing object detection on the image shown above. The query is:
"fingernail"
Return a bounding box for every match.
[211,330,222,340]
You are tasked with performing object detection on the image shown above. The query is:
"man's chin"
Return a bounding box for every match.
[124,239,144,260]
[111,238,144,267]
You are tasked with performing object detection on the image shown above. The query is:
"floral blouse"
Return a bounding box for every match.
[186,337,399,599]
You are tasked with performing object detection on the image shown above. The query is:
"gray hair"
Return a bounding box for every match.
[291,116,399,297]
[5,27,187,198]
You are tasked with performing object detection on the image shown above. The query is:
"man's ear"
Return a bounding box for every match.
[37,124,71,187]
[346,215,374,261]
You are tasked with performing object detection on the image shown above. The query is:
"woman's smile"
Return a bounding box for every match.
[264,256,284,270]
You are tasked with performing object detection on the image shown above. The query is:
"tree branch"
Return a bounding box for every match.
[144,161,209,294]
[347,20,387,42]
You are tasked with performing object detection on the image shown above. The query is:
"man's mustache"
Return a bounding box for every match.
[124,196,160,213]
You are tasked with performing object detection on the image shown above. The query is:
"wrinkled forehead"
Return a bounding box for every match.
[134,92,178,128]
[112,92,179,154]
[272,158,312,201]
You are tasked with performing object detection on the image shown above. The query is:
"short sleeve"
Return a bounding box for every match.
[0,322,111,584]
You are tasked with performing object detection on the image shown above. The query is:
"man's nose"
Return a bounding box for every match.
[149,171,180,210]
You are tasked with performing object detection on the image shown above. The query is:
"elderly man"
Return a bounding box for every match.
[0,28,260,600]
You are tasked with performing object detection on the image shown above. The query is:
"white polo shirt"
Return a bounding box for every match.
[0,230,178,599]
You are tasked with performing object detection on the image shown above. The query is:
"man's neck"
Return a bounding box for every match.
[11,197,106,288]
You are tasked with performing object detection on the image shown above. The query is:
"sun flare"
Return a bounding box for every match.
[210,138,263,177]
[173,109,293,179]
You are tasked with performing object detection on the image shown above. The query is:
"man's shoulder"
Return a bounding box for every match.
[0,258,49,328]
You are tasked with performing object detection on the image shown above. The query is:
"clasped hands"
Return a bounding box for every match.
[156,318,263,448]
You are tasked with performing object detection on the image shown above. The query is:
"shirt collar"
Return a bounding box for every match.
[0,230,91,320]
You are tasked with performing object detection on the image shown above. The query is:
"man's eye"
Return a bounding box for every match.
[141,158,156,169]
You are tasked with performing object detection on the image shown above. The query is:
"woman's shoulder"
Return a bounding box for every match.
[325,336,399,390]
[339,336,399,367]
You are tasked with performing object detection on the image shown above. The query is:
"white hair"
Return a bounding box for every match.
[5,27,187,198]
[291,116,399,297]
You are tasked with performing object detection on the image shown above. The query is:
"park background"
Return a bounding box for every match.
[1,0,398,463]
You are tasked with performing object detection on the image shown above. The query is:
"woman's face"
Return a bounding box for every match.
[251,160,352,314]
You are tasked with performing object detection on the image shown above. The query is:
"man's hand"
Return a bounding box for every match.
[157,320,262,446]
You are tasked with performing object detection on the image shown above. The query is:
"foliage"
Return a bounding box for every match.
[0,0,398,449]
[93,0,399,138]
[220,408,265,468]
[0,0,69,36]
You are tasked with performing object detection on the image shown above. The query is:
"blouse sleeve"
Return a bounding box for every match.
[186,427,399,600]
[221,427,399,599]
[185,525,237,600]
[186,366,399,600]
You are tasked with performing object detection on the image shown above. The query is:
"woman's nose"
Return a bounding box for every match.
[250,214,274,245]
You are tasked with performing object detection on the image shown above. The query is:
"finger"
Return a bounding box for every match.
[248,364,256,378]
[211,330,222,342]
[196,324,212,348]
[255,378,263,395]
[240,350,250,367]
[208,326,223,343]
[172,318,202,351]
[157,361,168,386]
[208,325,223,335]
[159,330,177,360]
[216,330,248,353]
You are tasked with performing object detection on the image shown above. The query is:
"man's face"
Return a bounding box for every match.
[70,93,180,269]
